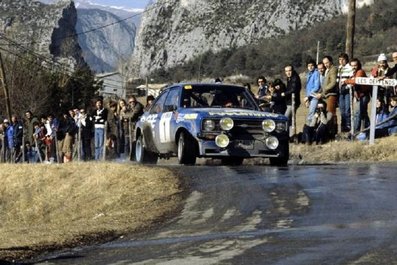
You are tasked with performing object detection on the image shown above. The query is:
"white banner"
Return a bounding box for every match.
[355,77,397,87]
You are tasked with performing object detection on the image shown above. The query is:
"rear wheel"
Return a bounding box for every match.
[135,135,158,164]
[221,157,244,166]
[177,132,197,165]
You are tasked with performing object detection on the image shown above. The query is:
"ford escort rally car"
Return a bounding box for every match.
[134,83,289,166]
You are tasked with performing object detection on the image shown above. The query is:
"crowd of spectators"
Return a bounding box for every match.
[0,95,154,163]
[2,51,397,163]
[253,52,397,144]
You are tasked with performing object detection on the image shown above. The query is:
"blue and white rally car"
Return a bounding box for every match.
[134,83,289,166]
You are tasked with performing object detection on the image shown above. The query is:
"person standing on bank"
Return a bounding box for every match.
[315,56,338,139]
[93,97,108,160]
[284,65,302,136]
[128,96,144,124]
[304,59,321,126]
[337,53,354,133]
[344,58,370,133]
[23,110,38,146]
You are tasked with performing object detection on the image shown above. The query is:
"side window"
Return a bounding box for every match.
[163,88,180,112]
[150,91,168,114]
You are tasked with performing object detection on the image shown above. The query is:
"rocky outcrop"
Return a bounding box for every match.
[0,0,84,67]
[76,8,136,73]
[131,0,349,78]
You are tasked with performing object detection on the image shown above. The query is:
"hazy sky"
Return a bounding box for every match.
[39,0,153,11]
[86,0,151,11]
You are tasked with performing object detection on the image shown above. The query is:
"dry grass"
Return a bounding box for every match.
[0,163,184,261]
[290,134,397,164]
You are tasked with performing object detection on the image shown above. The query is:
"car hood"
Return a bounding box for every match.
[179,107,288,121]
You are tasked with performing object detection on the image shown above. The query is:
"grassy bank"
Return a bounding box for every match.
[1,135,397,262]
[0,163,184,262]
[290,134,397,164]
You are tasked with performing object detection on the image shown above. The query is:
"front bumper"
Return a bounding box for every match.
[197,137,288,158]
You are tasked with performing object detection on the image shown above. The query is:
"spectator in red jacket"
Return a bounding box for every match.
[345,58,370,133]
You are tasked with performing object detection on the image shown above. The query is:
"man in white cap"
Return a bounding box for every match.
[371,53,391,108]
[382,51,397,97]
[371,53,390,77]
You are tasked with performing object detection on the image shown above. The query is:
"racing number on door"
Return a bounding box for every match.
[159,112,172,143]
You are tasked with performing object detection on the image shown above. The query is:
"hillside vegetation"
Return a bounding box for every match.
[152,0,397,82]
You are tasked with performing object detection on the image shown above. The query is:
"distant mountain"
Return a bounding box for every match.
[76,8,136,73]
[38,0,139,73]
[131,0,374,78]
[0,0,85,67]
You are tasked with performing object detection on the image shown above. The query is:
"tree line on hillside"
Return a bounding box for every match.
[0,53,100,119]
[151,0,397,83]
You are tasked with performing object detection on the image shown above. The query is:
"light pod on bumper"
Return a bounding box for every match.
[215,134,230,148]
[219,117,234,131]
[265,136,279,150]
[262,119,276,132]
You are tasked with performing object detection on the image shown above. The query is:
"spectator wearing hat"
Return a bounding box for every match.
[371,53,391,108]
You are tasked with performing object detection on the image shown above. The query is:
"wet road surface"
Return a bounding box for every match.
[36,163,397,264]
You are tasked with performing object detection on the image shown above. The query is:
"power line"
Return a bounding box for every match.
[53,1,167,42]
[0,1,170,83]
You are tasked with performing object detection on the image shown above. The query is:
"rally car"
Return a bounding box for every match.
[134,83,289,166]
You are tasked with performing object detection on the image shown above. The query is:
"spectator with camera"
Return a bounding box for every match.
[302,101,329,145]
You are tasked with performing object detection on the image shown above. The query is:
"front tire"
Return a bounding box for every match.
[269,144,289,166]
[135,135,158,164]
[177,132,197,165]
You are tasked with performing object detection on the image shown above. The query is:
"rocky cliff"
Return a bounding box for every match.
[131,0,372,78]
[76,8,136,73]
[0,0,84,68]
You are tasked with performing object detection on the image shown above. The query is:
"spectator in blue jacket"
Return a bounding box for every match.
[4,119,13,162]
[304,59,321,126]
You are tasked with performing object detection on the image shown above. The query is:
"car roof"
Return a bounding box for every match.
[165,83,246,90]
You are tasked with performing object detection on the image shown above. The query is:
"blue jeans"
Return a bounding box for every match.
[306,97,319,125]
[353,95,370,132]
[95,127,105,160]
[339,91,351,131]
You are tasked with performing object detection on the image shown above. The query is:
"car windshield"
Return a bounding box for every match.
[181,84,258,110]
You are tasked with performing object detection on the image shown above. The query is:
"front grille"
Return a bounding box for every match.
[230,120,265,140]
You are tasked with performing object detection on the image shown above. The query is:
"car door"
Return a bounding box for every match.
[155,87,180,152]
[143,90,169,153]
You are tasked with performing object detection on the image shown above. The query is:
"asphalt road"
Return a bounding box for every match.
[36,163,397,265]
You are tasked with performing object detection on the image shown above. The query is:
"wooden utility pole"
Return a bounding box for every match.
[0,52,12,120]
[345,0,356,58]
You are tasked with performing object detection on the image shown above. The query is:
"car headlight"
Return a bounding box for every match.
[265,136,279,150]
[262,119,276,132]
[215,134,230,148]
[276,121,287,132]
[203,119,216,131]
[219,117,234,131]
